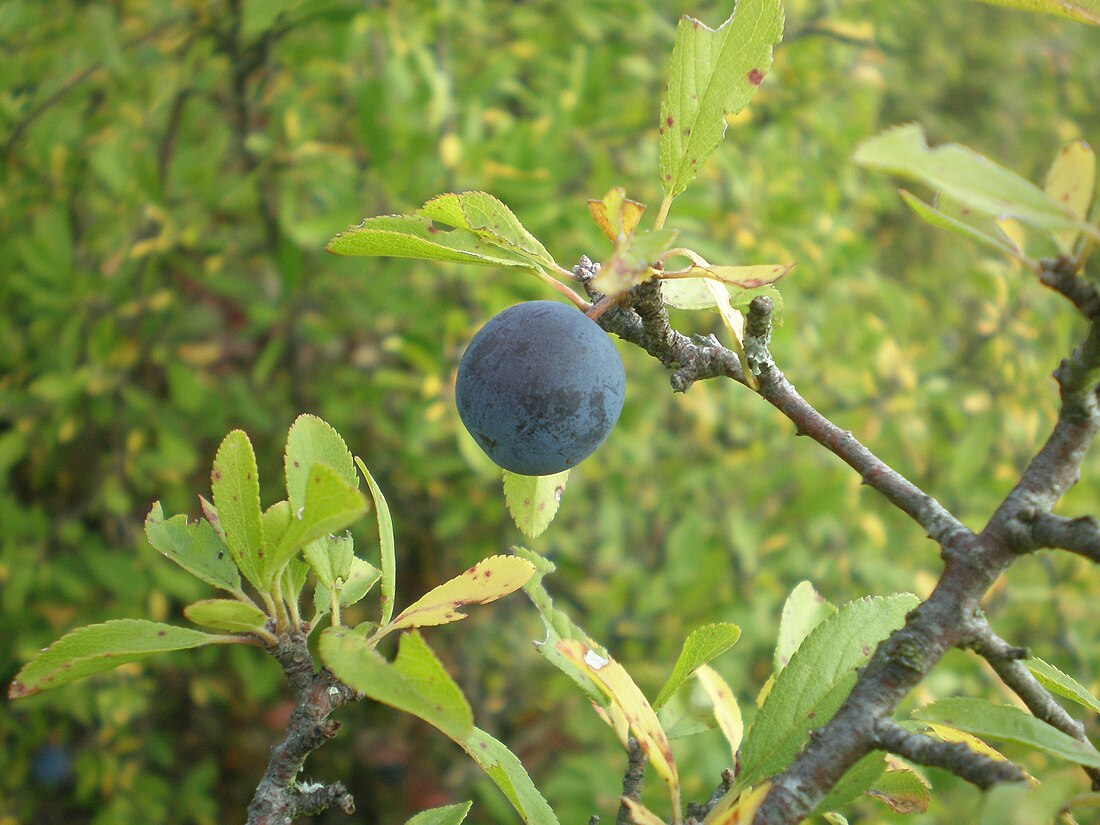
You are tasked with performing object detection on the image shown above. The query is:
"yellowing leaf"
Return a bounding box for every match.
[556,639,680,797]
[677,263,793,289]
[383,556,535,634]
[1045,141,1097,254]
[703,782,772,825]
[621,799,665,825]
[867,761,932,814]
[696,665,744,759]
[587,188,647,242]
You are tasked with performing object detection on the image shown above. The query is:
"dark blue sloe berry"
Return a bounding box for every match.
[32,743,73,787]
[456,301,625,476]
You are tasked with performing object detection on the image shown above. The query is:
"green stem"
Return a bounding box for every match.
[653,194,674,231]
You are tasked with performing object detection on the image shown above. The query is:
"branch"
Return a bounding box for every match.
[246,632,360,824]
[615,738,648,825]
[1039,257,1100,322]
[873,720,1027,788]
[1028,511,1100,563]
[965,621,1100,790]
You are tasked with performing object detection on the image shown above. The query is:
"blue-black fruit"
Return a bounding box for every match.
[456,300,625,476]
[32,743,73,787]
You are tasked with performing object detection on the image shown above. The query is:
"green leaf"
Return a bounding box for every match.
[210,430,265,591]
[183,599,270,634]
[503,470,570,539]
[384,555,535,634]
[268,464,368,587]
[866,762,931,814]
[418,192,557,272]
[404,802,473,825]
[392,630,473,728]
[978,775,1082,825]
[915,698,1100,768]
[285,414,357,515]
[338,556,382,608]
[657,683,719,739]
[659,0,785,199]
[899,190,1032,265]
[592,228,680,296]
[737,593,919,789]
[813,753,886,815]
[283,557,310,604]
[854,124,1099,239]
[9,619,216,698]
[318,626,473,741]
[303,534,355,591]
[774,581,836,673]
[261,500,293,556]
[515,549,609,707]
[327,214,537,269]
[144,502,241,595]
[1045,140,1097,254]
[356,456,397,625]
[971,0,1100,25]
[458,727,560,825]
[1025,657,1100,714]
[653,622,742,710]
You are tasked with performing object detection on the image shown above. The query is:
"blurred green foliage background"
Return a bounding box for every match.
[3,1,1100,823]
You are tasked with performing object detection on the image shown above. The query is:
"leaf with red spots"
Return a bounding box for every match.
[285,414,357,516]
[382,555,535,635]
[659,0,785,199]
[855,124,1100,242]
[1044,141,1096,255]
[503,469,570,539]
[8,619,216,699]
[211,430,265,592]
[457,727,559,825]
[972,0,1100,26]
[556,639,681,806]
[736,593,918,792]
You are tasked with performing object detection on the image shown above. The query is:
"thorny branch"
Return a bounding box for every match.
[575,257,1100,824]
